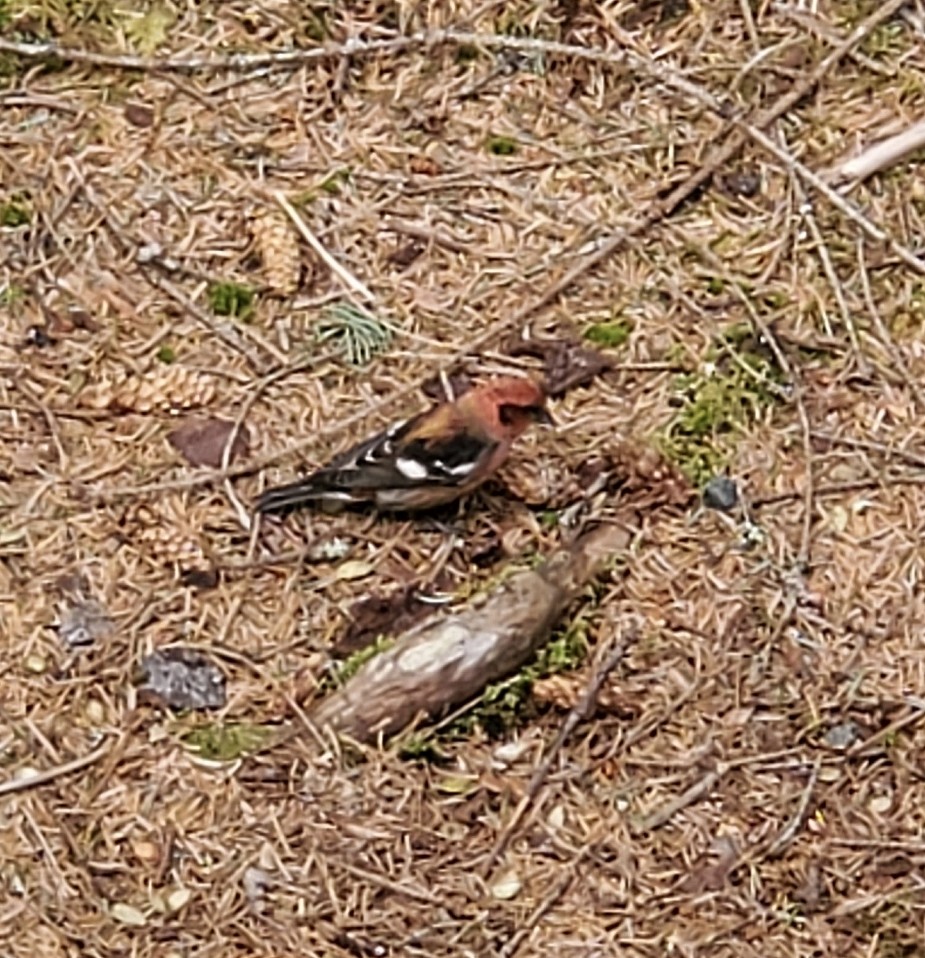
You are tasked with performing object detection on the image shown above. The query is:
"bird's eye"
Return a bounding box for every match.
[498,404,518,426]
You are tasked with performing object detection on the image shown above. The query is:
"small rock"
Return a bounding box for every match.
[703,475,739,512]
[489,868,522,900]
[725,170,762,197]
[138,648,226,711]
[824,721,861,749]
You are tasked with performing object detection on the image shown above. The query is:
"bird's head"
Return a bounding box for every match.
[480,376,552,439]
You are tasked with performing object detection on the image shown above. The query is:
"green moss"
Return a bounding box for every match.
[658,328,785,487]
[330,635,395,688]
[584,319,632,348]
[450,615,592,738]
[0,282,25,305]
[0,196,30,228]
[208,281,255,320]
[302,4,329,42]
[319,167,351,195]
[181,722,273,761]
[156,344,176,364]
[860,21,906,58]
[486,135,518,156]
[539,510,559,529]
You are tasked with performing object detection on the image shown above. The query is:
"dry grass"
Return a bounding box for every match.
[4,0,925,954]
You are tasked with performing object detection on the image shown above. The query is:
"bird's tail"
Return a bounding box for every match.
[254,478,332,514]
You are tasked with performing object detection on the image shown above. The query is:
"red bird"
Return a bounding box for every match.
[255,376,551,514]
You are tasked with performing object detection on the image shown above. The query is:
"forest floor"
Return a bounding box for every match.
[3,1,925,955]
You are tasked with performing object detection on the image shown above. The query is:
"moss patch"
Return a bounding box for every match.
[1,195,31,228]
[658,325,786,487]
[181,721,274,762]
[208,281,255,320]
[584,318,632,348]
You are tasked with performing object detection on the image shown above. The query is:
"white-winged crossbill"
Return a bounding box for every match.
[255,376,551,514]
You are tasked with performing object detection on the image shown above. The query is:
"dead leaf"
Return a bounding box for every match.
[167,417,250,468]
[387,241,424,267]
[679,835,739,893]
[489,869,522,900]
[505,336,614,396]
[124,101,155,128]
[111,902,147,927]
[334,559,374,582]
[409,155,442,176]
[137,648,226,711]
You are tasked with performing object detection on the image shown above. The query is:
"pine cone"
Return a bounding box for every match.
[82,366,215,414]
[252,209,301,294]
[121,499,207,568]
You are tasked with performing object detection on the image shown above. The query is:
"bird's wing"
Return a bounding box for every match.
[255,410,499,513]
[321,412,498,490]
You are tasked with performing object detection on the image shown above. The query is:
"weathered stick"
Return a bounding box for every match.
[310,523,632,742]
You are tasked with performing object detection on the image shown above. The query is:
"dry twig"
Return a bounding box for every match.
[482,628,634,875]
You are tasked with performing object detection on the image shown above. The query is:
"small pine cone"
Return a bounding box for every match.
[123,501,207,568]
[111,366,215,414]
[252,209,301,294]
[532,674,581,710]
[608,442,692,508]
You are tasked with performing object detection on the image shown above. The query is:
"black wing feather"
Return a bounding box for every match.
[255,414,496,514]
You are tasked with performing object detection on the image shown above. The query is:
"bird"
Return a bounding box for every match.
[255,376,551,514]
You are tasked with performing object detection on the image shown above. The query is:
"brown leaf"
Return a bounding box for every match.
[506,336,614,397]
[409,155,442,176]
[167,417,250,468]
[124,101,156,128]
[387,241,425,267]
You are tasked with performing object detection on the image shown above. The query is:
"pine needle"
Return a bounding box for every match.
[316,302,392,366]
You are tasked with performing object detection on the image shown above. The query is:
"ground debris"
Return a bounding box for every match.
[137,648,226,711]
[505,335,614,397]
[167,416,251,468]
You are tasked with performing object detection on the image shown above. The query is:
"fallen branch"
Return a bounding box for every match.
[831,118,925,186]
[310,523,631,743]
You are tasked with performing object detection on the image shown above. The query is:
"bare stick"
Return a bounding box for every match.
[832,118,925,186]
[482,629,634,876]
[762,758,821,858]
[795,177,867,371]
[497,843,592,958]
[0,741,112,797]
[774,3,897,78]
[273,191,376,303]
[634,766,727,834]
[0,33,423,73]
[311,524,632,742]
[856,234,925,411]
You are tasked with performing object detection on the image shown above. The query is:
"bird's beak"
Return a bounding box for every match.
[532,406,554,427]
